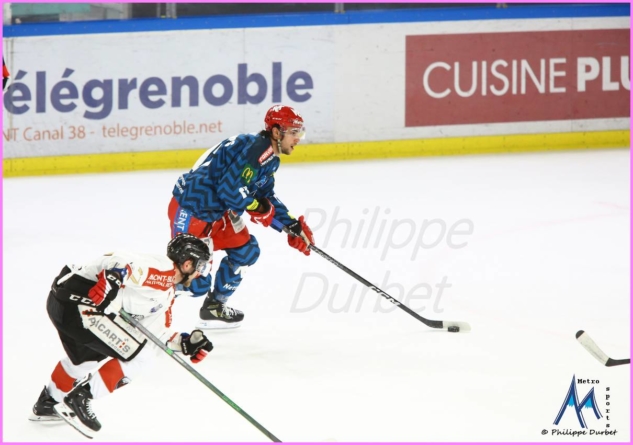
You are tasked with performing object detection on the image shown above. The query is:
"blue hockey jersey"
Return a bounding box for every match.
[173,133,295,226]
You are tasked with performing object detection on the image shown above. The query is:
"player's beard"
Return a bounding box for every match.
[181,274,197,287]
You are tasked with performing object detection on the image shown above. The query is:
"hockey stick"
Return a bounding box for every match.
[271,219,470,332]
[575,330,630,367]
[119,309,282,442]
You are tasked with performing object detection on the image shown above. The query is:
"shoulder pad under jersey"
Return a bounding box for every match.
[245,134,275,167]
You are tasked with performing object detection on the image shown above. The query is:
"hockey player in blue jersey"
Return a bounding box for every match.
[168,105,315,328]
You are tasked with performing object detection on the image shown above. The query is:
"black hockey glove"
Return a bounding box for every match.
[181,330,214,363]
[87,268,125,309]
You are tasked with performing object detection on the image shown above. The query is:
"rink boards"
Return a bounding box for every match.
[2,4,630,176]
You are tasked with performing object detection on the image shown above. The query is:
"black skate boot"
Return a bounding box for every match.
[54,380,101,438]
[197,292,244,329]
[30,386,62,421]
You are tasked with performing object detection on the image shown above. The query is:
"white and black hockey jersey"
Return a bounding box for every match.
[56,251,179,345]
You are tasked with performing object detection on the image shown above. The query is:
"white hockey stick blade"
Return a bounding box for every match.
[575,330,630,367]
[443,321,471,332]
[53,402,96,439]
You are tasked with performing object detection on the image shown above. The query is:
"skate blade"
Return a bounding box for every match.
[196,319,242,330]
[53,402,96,439]
[29,413,63,422]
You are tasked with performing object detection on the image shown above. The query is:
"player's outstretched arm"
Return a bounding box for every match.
[167,330,214,363]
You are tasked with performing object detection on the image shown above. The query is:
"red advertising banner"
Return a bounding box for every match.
[405,29,630,127]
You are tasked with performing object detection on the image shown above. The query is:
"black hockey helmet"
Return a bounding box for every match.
[167,233,212,276]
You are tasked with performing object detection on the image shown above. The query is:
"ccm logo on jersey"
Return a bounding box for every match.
[258,147,274,165]
[144,268,176,291]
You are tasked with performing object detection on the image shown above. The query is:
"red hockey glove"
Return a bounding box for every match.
[87,269,124,309]
[287,216,315,256]
[246,198,275,227]
[180,330,214,363]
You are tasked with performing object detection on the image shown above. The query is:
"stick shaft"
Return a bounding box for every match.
[309,244,443,328]
[271,219,469,330]
[119,309,282,442]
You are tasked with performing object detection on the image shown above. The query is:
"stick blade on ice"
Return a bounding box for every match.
[575,330,630,367]
[442,321,471,332]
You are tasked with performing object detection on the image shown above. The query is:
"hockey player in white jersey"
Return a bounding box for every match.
[31,234,214,438]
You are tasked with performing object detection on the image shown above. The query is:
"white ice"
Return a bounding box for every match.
[3,149,630,442]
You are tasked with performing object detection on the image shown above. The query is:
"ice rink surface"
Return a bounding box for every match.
[3,148,630,442]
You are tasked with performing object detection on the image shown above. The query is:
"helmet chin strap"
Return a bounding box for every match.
[277,130,284,154]
[274,126,284,153]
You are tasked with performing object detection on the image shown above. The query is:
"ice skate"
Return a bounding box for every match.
[54,380,101,439]
[29,386,62,422]
[197,293,244,329]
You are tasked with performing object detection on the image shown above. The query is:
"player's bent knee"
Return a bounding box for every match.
[228,235,260,267]
[243,235,261,266]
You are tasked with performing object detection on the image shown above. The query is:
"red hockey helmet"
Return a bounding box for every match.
[264,105,305,138]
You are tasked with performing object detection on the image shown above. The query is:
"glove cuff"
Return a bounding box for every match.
[166,332,184,352]
[246,199,260,211]
[247,198,271,214]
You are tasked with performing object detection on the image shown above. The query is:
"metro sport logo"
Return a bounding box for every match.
[553,375,602,429]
